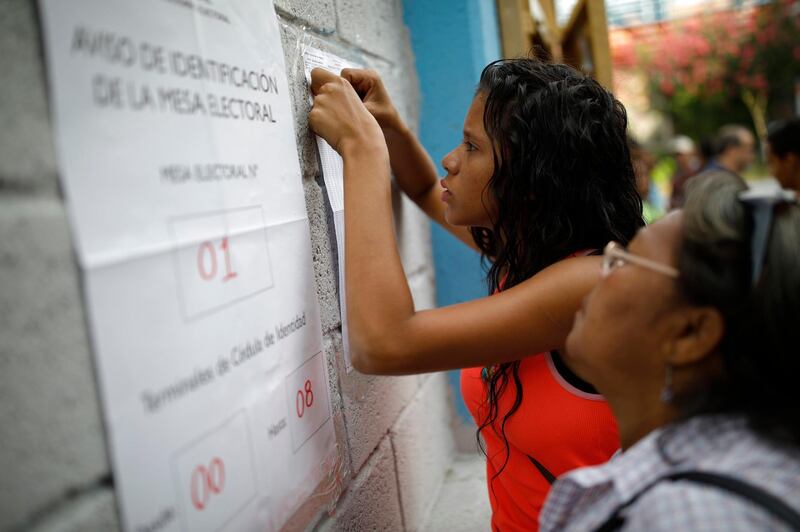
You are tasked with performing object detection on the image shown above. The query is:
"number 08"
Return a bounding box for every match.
[295,379,314,418]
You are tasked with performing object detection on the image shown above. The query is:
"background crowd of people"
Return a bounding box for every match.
[630,118,800,228]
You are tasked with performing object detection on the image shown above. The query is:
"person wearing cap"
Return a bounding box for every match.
[668,135,699,210]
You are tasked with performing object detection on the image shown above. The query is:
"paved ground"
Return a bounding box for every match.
[421,453,491,532]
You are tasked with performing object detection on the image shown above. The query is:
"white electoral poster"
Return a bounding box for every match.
[39,1,335,530]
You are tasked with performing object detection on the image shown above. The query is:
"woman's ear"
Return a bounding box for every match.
[665,306,725,367]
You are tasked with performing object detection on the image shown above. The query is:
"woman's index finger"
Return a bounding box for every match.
[340,68,373,94]
[310,67,339,95]
[340,68,366,81]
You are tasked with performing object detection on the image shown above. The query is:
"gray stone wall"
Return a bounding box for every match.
[0,0,456,530]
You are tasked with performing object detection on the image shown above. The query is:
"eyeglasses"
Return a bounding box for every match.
[602,241,679,279]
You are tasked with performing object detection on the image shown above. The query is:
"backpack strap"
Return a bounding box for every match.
[594,470,800,531]
[527,454,557,485]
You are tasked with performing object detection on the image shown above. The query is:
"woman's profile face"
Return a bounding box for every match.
[439,93,498,228]
[565,212,685,399]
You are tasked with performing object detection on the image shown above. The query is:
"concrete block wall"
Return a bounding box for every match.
[403,0,502,451]
[0,0,458,531]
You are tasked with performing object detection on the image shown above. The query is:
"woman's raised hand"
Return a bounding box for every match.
[308,68,384,155]
[340,69,402,132]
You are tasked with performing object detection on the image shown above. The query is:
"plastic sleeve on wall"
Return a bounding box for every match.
[317,441,351,514]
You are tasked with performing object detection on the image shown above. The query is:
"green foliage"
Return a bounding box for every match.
[623,0,800,139]
[659,85,754,141]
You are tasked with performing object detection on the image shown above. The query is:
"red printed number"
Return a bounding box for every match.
[197,237,238,282]
[190,457,225,511]
[295,380,315,418]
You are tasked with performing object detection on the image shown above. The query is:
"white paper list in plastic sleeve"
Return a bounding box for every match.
[303,47,362,373]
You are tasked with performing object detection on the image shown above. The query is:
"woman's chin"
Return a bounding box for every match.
[444,210,465,227]
[443,207,490,228]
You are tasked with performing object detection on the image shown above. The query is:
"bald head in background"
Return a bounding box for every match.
[714,124,756,175]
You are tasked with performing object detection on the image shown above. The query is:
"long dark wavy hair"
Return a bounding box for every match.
[471,59,644,476]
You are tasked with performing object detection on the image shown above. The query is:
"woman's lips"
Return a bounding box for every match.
[440,179,452,202]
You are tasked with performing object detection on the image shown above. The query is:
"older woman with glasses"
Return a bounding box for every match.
[540,171,800,531]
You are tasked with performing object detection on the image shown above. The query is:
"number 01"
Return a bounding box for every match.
[197,237,237,282]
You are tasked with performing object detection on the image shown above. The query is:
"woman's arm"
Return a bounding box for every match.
[349,253,602,375]
[309,69,600,375]
[341,69,477,250]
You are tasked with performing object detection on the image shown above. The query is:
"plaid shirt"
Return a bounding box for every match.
[540,415,800,531]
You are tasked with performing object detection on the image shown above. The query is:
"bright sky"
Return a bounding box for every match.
[550,0,754,27]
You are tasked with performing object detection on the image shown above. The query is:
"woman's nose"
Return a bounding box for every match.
[441,148,459,175]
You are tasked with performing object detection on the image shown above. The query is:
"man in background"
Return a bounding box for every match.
[766,118,800,191]
[706,124,756,176]
[671,124,756,209]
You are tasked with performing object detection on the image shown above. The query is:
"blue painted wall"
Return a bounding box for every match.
[403,0,501,422]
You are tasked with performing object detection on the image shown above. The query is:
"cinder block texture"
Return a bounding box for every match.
[280,2,440,495]
[303,177,341,334]
[322,331,345,415]
[274,0,336,35]
[0,0,58,193]
[28,487,120,532]
[316,437,404,532]
[366,54,420,134]
[279,21,373,182]
[391,373,456,531]
[280,21,322,180]
[0,197,110,530]
[396,195,436,282]
[335,0,413,64]
[340,365,418,474]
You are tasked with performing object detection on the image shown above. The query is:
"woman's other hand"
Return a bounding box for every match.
[341,68,402,132]
[308,68,384,155]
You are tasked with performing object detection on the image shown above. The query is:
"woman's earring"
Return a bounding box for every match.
[660,365,674,404]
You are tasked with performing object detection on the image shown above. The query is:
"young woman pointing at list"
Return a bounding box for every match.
[308,59,644,531]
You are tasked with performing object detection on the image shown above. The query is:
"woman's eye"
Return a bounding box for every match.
[464,141,476,152]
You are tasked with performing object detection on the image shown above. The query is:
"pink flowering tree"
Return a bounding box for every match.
[613,0,800,151]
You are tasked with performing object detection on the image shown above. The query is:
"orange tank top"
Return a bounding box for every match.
[461,352,618,531]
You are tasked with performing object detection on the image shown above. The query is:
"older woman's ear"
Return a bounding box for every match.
[666,306,725,368]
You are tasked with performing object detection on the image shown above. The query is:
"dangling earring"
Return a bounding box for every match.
[660,365,674,404]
